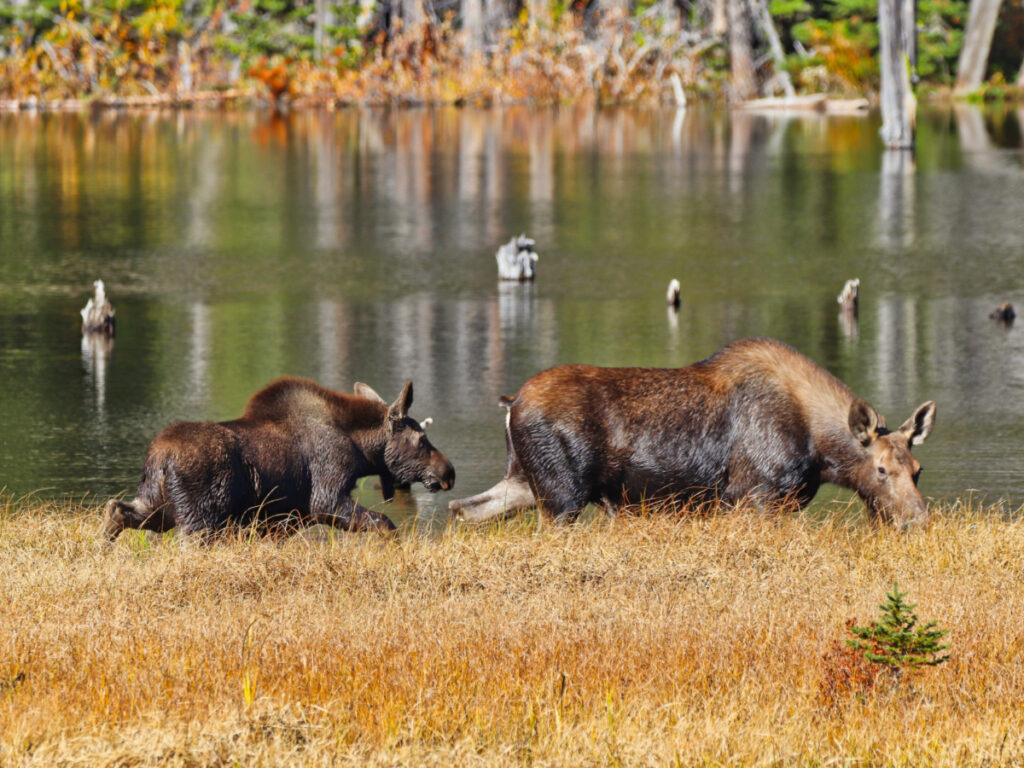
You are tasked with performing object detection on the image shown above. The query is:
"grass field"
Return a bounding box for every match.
[1,497,1023,766]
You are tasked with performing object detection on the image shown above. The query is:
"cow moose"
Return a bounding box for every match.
[104,377,455,541]
[449,338,936,530]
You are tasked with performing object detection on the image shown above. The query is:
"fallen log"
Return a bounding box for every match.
[738,94,869,113]
[0,89,252,113]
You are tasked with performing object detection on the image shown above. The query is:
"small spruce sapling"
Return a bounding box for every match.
[847,582,949,673]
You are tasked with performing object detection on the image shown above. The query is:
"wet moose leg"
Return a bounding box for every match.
[315,496,397,536]
[103,499,172,541]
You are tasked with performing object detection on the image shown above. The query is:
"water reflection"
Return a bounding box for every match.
[81,333,113,420]
[189,301,211,408]
[877,149,915,251]
[2,105,1024,514]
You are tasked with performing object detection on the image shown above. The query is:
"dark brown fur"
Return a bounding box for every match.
[449,338,935,530]
[104,377,455,541]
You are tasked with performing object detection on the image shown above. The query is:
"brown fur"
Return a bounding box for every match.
[450,338,935,530]
[104,377,455,541]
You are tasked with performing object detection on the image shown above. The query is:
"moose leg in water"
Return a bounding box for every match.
[311,496,397,536]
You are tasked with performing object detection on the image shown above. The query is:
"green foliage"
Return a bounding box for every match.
[222,0,361,59]
[847,583,950,671]
[918,0,968,81]
[967,70,1012,101]
[825,0,876,19]
[789,14,877,92]
[786,0,967,88]
[769,0,810,20]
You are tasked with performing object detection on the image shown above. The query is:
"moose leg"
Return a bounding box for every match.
[380,476,394,502]
[521,465,589,523]
[448,474,535,522]
[103,499,172,541]
[531,484,587,524]
[315,497,397,537]
[600,495,622,517]
[377,471,396,502]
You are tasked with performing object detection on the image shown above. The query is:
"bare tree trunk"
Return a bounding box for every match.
[178,39,193,93]
[955,0,1003,94]
[402,0,425,29]
[751,0,794,97]
[712,0,728,37]
[464,0,484,53]
[902,0,916,75]
[878,0,916,148]
[314,0,326,61]
[728,0,758,101]
[482,0,505,40]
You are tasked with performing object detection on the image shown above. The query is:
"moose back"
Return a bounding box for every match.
[104,377,455,540]
[449,338,935,530]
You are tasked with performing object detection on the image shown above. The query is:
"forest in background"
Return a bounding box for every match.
[0,0,1021,105]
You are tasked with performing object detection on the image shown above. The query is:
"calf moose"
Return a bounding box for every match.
[449,338,935,530]
[104,377,455,541]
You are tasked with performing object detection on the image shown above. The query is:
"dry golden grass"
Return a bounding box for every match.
[2,497,1024,766]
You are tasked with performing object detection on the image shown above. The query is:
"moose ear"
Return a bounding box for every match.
[354,382,387,404]
[848,398,880,446]
[387,381,414,423]
[899,401,936,446]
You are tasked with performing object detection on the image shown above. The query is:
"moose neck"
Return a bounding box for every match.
[817,427,867,491]
[337,402,391,471]
[760,356,865,493]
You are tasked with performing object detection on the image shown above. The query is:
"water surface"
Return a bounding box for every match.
[2,104,1023,523]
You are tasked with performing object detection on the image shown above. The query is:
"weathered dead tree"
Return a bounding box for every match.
[81,280,115,336]
[496,235,538,281]
[955,0,1003,95]
[728,0,758,101]
[667,279,681,310]
[837,278,860,314]
[401,0,425,29]
[464,0,484,53]
[878,0,916,148]
[712,0,728,37]
[751,0,795,97]
[314,0,328,61]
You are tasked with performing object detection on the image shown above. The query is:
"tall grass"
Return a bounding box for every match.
[1,498,1023,765]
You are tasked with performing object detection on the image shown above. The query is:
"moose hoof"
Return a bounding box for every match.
[102,499,131,541]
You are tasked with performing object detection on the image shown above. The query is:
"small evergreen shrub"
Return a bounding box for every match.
[847,582,950,671]
[820,583,949,708]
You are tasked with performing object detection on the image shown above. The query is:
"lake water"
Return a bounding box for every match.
[2,104,1024,524]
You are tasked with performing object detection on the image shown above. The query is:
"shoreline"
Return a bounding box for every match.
[0,87,1001,115]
